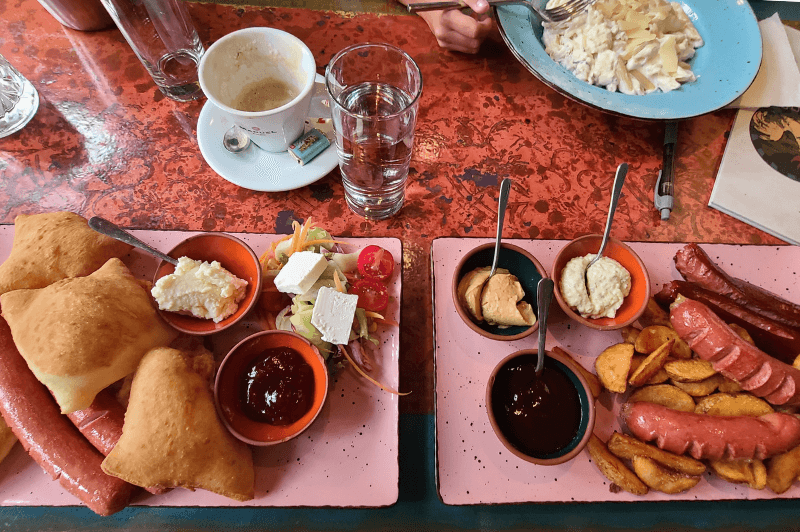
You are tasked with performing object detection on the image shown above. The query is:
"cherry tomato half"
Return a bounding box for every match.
[350,278,389,313]
[357,245,394,282]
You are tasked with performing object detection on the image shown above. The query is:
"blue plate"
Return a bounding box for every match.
[495,1,762,120]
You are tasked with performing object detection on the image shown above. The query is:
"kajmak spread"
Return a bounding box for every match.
[151,257,248,323]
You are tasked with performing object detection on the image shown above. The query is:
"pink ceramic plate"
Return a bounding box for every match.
[0,228,401,508]
[432,237,800,505]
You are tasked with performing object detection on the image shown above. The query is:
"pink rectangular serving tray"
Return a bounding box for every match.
[0,228,401,508]
[432,238,800,505]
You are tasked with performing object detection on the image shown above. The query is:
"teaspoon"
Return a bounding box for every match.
[223,125,253,154]
[584,163,628,287]
[88,216,178,266]
[535,277,554,377]
[489,178,512,278]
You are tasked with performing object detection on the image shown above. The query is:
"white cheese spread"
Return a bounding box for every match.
[542,0,703,95]
[560,254,631,319]
[151,257,248,323]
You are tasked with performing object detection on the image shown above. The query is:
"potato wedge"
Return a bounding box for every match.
[710,459,767,490]
[595,343,634,394]
[638,298,671,328]
[793,354,800,371]
[607,432,705,476]
[671,374,723,396]
[629,339,674,387]
[634,326,691,359]
[664,359,717,383]
[620,325,641,345]
[629,355,670,385]
[552,346,602,399]
[632,456,701,494]
[628,384,696,413]
[767,444,800,494]
[717,376,743,393]
[586,433,648,495]
[695,393,774,417]
[728,323,755,345]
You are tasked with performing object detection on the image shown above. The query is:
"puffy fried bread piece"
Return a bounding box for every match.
[0,258,177,413]
[0,212,132,296]
[102,347,254,501]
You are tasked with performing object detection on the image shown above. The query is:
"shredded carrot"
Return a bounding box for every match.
[334,273,346,293]
[339,345,409,396]
[259,234,294,264]
[286,221,302,257]
[297,217,313,251]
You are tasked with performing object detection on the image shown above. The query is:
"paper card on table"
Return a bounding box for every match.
[728,14,800,108]
[709,106,800,245]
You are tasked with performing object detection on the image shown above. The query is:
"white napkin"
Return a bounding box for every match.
[728,13,800,108]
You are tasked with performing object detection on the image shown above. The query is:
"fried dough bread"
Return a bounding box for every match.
[0,258,177,413]
[0,212,132,296]
[102,347,255,501]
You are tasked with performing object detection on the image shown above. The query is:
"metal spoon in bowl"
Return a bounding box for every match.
[489,178,512,278]
[584,163,628,288]
[535,277,554,376]
[223,125,253,154]
[88,216,178,266]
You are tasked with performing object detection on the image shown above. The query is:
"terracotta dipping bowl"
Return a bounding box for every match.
[551,235,650,331]
[214,330,329,446]
[152,232,262,335]
[452,242,547,341]
[486,349,596,466]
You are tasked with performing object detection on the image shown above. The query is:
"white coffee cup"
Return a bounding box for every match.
[199,27,324,152]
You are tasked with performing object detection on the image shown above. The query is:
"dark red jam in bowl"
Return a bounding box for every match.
[490,354,584,457]
[240,346,315,426]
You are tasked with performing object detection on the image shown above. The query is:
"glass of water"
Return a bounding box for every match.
[99,0,204,102]
[0,54,39,138]
[325,43,422,220]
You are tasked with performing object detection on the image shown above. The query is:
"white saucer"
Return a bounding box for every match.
[197,100,338,192]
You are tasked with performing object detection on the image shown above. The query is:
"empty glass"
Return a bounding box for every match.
[0,54,39,138]
[99,0,204,102]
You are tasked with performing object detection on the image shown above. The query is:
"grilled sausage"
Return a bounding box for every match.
[670,298,800,405]
[674,243,800,330]
[656,280,800,364]
[624,401,800,461]
[0,318,137,516]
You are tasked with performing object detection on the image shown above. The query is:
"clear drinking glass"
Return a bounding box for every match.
[99,0,204,102]
[326,43,423,220]
[0,54,39,138]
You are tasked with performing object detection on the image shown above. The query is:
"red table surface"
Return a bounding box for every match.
[0,0,789,415]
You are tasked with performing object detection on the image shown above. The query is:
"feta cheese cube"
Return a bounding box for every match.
[273,251,328,295]
[311,286,358,345]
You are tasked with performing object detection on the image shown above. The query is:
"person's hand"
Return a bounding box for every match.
[418,0,494,54]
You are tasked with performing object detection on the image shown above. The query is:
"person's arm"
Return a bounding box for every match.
[416,0,493,54]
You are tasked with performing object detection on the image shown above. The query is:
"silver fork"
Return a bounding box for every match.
[407,0,595,22]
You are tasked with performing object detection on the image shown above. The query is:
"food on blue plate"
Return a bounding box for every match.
[0,211,132,296]
[151,257,248,323]
[457,266,536,327]
[0,258,178,413]
[102,347,255,501]
[542,0,703,95]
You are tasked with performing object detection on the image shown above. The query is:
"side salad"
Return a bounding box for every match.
[257,218,405,395]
